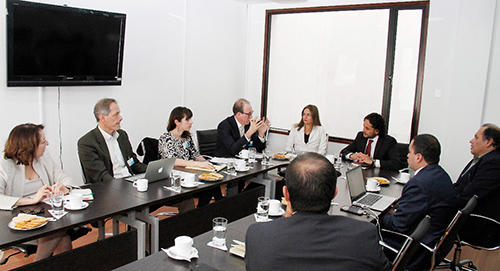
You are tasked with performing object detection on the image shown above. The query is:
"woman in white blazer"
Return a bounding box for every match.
[0,123,72,261]
[285,105,328,156]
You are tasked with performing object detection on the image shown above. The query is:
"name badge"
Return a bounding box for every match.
[127,157,135,167]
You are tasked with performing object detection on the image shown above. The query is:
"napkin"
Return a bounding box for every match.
[70,189,94,200]
[164,186,181,193]
[207,240,228,251]
[254,214,272,222]
[48,209,68,220]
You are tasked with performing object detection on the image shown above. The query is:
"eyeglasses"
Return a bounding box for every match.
[242,111,253,116]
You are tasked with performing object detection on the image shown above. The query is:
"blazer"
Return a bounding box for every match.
[381,164,458,246]
[340,131,402,170]
[285,125,328,155]
[77,127,146,183]
[0,152,72,210]
[214,116,266,157]
[245,212,391,271]
[454,149,500,243]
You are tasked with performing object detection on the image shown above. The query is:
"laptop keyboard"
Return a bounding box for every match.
[357,193,383,206]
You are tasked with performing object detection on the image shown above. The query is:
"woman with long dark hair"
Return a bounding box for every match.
[285,105,328,155]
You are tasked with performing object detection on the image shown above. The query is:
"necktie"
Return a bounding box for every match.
[365,139,373,156]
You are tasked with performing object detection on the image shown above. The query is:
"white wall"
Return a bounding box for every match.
[0,0,248,185]
[244,0,499,180]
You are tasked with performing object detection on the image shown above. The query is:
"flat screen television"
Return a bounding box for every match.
[7,0,126,86]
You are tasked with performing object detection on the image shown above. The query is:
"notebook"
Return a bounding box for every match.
[346,166,397,212]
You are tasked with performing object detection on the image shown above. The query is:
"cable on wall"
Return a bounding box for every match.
[58,86,64,170]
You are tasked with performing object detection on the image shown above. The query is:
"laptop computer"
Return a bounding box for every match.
[125,158,176,183]
[346,166,397,212]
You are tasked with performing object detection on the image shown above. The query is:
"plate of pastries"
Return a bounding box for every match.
[273,153,291,161]
[9,214,49,231]
[198,172,224,182]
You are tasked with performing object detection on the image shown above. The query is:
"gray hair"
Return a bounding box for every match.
[93,98,117,122]
[232,98,250,115]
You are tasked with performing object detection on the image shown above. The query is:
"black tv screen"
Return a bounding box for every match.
[7,0,126,86]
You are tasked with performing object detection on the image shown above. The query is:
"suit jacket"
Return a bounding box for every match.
[454,149,500,243]
[214,116,266,157]
[340,131,402,170]
[0,152,72,210]
[381,164,457,246]
[285,125,328,155]
[245,212,391,271]
[77,127,146,183]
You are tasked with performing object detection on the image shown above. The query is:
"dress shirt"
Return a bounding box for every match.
[347,135,381,167]
[98,127,130,178]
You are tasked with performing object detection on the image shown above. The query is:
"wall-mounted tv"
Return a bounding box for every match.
[7,0,126,87]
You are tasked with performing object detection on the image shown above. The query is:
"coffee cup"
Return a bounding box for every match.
[399,173,410,183]
[174,236,193,258]
[67,194,84,209]
[184,174,195,185]
[268,199,282,215]
[235,159,247,171]
[239,149,249,159]
[366,178,380,191]
[133,178,148,192]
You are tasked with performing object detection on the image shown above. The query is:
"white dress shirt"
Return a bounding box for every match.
[98,127,131,179]
[285,125,328,156]
[347,135,381,167]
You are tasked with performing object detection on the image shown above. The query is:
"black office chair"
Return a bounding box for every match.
[136,137,159,165]
[421,195,478,270]
[196,129,218,159]
[446,213,500,271]
[395,143,409,169]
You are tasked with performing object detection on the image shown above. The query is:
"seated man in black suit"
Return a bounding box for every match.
[214,98,269,157]
[78,98,146,183]
[380,134,458,270]
[340,112,402,170]
[454,124,500,244]
[245,152,391,271]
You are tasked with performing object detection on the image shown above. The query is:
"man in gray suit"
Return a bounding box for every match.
[78,98,146,183]
[245,152,391,271]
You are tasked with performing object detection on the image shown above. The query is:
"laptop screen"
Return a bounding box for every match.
[346,166,366,200]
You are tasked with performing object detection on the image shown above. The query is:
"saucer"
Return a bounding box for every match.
[269,208,285,217]
[64,201,89,211]
[236,167,249,172]
[366,186,381,192]
[181,181,199,188]
[164,246,198,262]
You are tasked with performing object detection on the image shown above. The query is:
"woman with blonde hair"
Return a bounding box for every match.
[285,105,328,155]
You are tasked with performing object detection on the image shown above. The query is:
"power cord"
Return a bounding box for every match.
[58,86,63,170]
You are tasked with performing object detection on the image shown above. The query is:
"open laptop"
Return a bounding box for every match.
[346,166,397,212]
[125,158,175,183]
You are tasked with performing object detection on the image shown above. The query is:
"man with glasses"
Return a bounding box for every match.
[215,98,269,157]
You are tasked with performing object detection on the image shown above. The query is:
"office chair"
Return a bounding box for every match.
[379,215,431,271]
[395,143,409,169]
[136,137,159,165]
[421,195,478,270]
[196,129,218,159]
[446,213,500,271]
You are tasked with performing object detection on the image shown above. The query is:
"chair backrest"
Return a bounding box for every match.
[395,143,409,168]
[392,215,431,271]
[460,213,500,250]
[196,129,218,157]
[136,137,159,165]
[430,195,478,269]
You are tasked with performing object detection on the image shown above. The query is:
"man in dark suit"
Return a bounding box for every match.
[380,134,457,270]
[340,112,402,170]
[454,124,500,244]
[245,152,391,271]
[78,98,146,183]
[214,98,269,157]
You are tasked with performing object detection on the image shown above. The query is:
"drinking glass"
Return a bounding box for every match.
[262,150,271,166]
[227,160,237,176]
[333,155,342,170]
[170,172,181,193]
[212,217,228,247]
[50,190,64,215]
[257,196,270,221]
[248,147,257,163]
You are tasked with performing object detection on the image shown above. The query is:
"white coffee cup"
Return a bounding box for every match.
[399,173,410,183]
[268,199,282,215]
[366,178,380,191]
[239,149,249,159]
[174,236,193,258]
[133,178,148,192]
[184,174,195,185]
[235,159,247,171]
[67,194,84,209]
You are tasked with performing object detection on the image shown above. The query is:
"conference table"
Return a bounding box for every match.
[115,165,408,271]
[0,158,289,265]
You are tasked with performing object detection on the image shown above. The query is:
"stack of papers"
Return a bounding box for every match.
[229,240,245,258]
